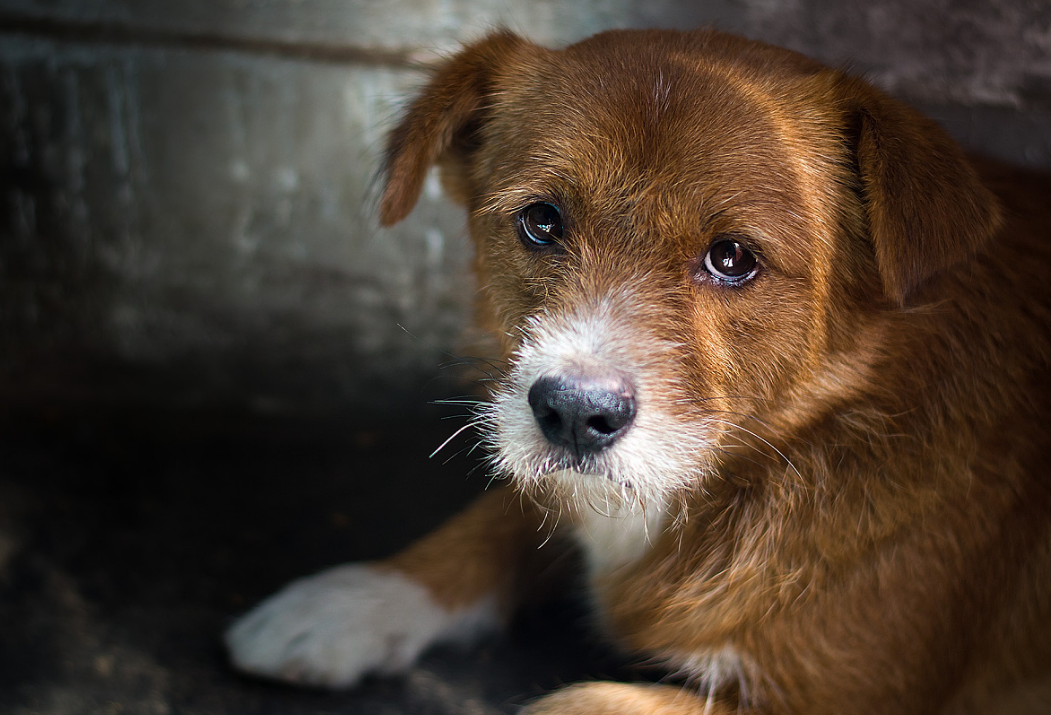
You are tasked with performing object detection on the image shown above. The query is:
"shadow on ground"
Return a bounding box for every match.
[0,407,638,714]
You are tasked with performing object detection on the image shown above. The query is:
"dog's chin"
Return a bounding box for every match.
[531,466,641,510]
[508,465,654,520]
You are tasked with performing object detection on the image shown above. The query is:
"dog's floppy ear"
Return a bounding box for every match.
[379,31,529,227]
[846,78,1002,305]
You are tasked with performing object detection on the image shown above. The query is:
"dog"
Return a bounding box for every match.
[225,29,1051,714]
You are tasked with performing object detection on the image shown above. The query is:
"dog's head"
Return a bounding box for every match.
[380,29,1001,511]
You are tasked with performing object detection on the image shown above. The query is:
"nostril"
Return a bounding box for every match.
[527,372,636,455]
[533,403,563,433]
[586,415,619,436]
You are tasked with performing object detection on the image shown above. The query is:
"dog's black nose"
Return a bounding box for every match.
[527,372,636,456]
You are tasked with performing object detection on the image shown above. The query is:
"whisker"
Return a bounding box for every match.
[677,396,821,451]
[709,445,769,472]
[429,419,483,459]
[706,417,803,479]
[440,445,471,465]
[537,513,559,549]
[436,360,506,384]
[432,397,489,408]
[437,354,509,371]
[677,394,776,405]
[384,331,508,386]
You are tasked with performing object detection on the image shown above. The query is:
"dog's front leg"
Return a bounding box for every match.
[225,487,553,688]
[523,682,722,715]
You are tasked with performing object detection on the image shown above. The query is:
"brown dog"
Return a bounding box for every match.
[226,29,1051,714]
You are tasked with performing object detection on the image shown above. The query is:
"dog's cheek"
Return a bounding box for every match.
[471,223,556,352]
[687,279,819,408]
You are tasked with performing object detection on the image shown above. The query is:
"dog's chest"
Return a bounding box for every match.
[573,504,757,698]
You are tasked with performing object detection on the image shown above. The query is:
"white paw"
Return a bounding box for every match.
[225,563,496,688]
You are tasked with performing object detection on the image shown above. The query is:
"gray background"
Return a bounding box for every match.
[1,0,1049,417]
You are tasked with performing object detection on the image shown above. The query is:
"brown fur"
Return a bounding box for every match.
[379,28,1051,715]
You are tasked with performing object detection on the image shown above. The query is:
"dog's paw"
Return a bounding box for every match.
[521,682,711,715]
[225,563,495,688]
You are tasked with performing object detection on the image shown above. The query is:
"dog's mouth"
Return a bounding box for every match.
[534,456,630,485]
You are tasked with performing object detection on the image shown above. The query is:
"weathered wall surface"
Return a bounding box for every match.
[1,0,1048,416]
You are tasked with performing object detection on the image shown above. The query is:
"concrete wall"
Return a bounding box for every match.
[1,1,1049,417]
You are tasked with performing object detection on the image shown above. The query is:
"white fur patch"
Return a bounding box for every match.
[573,491,667,578]
[484,292,718,513]
[676,645,762,710]
[225,563,497,688]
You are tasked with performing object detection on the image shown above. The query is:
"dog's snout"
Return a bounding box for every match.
[527,372,636,456]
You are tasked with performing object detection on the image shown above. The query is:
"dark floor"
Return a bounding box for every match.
[0,406,633,714]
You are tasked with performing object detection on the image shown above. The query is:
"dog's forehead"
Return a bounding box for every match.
[482,32,842,259]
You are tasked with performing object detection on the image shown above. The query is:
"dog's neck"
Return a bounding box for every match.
[573,496,669,579]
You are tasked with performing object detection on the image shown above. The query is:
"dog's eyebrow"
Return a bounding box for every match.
[478,182,566,215]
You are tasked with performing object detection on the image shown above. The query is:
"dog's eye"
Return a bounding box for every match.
[703,238,759,283]
[516,203,563,248]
